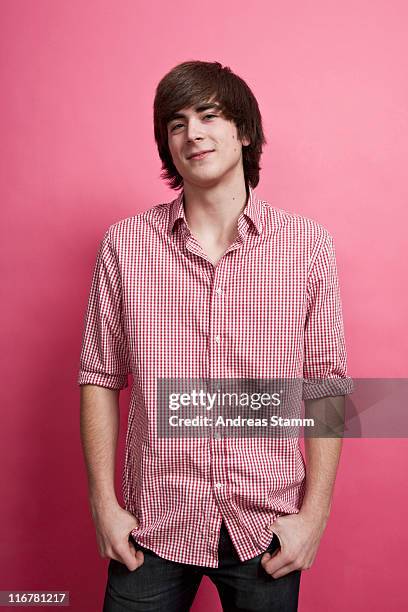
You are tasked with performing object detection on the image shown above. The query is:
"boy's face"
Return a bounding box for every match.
[166,99,250,189]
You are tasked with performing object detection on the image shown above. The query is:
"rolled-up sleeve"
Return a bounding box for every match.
[302,231,353,400]
[77,228,131,390]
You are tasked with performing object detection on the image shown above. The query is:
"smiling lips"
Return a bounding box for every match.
[187,150,214,160]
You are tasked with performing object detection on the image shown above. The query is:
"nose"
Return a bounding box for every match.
[186,117,204,142]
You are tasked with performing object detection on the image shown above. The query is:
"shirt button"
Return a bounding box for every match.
[214,431,221,440]
[215,288,222,295]
[215,335,221,343]
[214,483,223,489]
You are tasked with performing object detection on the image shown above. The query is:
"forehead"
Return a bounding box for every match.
[167,101,223,123]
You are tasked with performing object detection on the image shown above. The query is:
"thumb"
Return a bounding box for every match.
[125,540,144,570]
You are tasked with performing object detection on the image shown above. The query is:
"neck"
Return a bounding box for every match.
[182,177,249,241]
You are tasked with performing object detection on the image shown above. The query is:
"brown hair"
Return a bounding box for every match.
[153,60,267,190]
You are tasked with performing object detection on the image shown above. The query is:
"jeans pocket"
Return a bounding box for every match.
[267,533,281,554]
[129,534,147,552]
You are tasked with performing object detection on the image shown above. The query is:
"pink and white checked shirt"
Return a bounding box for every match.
[78,185,353,567]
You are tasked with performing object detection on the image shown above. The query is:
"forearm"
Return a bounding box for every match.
[79,384,120,509]
[300,395,345,519]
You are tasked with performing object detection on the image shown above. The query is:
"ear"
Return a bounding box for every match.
[241,135,250,147]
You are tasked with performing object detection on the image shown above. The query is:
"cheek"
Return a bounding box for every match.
[169,144,181,162]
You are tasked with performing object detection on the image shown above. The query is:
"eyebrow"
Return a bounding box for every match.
[167,102,222,124]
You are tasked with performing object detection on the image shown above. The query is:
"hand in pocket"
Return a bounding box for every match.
[93,502,145,571]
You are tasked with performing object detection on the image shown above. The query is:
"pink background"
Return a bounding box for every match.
[1,1,408,610]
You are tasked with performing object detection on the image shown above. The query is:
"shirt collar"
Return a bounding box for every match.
[167,184,264,236]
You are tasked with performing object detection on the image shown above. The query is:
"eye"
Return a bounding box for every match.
[169,114,217,132]
[170,123,183,132]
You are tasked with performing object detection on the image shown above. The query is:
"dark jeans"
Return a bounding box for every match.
[103,521,301,611]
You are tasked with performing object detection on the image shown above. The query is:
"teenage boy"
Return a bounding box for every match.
[78,60,353,611]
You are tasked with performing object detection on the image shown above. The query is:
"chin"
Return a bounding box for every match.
[190,168,225,181]
[189,173,224,187]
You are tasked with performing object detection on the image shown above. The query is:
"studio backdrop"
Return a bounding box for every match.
[1,1,407,611]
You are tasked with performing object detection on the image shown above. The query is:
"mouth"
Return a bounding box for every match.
[187,150,215,161]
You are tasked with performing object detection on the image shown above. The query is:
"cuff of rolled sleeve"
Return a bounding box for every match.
[302,377,354,400]
[77,370,129,390]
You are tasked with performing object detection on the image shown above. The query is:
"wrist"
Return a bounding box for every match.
[299,502,331,524]
[89,490,119,513]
